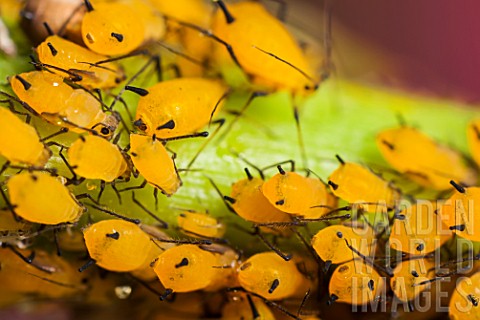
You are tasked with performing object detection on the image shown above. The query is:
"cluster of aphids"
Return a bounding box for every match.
[1,0,480,319]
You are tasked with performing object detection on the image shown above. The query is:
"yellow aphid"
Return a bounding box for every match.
[7,172,83,225]
[36,35,124,89]
[129,133,181,196]
[67,135,129,182]
[312,224,374,264]
[328,157,400,212]
[390,201,452,255]
[83,219,153,272]
[377,126,476,190]
[177,211,226,238]
[237,252,309,300]
[449,272,480,319]
[131,78,226,138]
[153,244,236,293]
[212,1,315,94]
[440,184,480,242]
[11,71,118,137]
[228,176,291,224]
[0,107,50,166]
[328,259,385,306]
[390,258,436,302]
[81,1,145,56]
[262,168,325,214]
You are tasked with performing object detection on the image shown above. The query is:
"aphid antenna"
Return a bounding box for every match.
[163,14,244,69]
[0,91,39,116]
[229,149,265,180]
[226,287,301,320]
[180,229,229,245]
[131,192,168,228]
[110,53,161,110]
[151,237,212,246]
[26,271,83,290]
[412,277,446,287]
[254,227,292,261]
[83,203,141,224]
[42,22,55,36]
[156,41,209,69]
[253,45,317,86]
[157,131,210,143]
[344,239,394,277]
[30,61,84,82]
[185,118,226,171]
[217,91,268,143]
[78,258,96,272]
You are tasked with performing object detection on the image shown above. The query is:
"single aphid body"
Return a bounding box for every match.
[83,219,154,272]
[237,252,309,300]
[328,259,385,306]
[7,172,84,225]
[177,211,226,239]
[262,167,327,215]
[390,258,436,302]
[328,157,400,212]
[211,1,316,94]
[389,201,452,255]
[36,35,124,88]
[377,126,477,190]
[10,71,118,137]
[311,224,374,265]
[449,272,480,319]
[129,133,181,196]
[440,183,480,242]
[153,244,237,293]
[131,78,227,138]
[67,135,129,182]
[81,0,166,55]
[0,107,51,166]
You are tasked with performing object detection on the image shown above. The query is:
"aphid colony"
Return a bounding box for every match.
[1,0,479,319]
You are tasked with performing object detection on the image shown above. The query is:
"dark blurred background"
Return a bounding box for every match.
[292,0,480,102]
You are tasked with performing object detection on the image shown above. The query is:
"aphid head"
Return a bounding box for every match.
[93,115,119,140]
[133,118,147,132]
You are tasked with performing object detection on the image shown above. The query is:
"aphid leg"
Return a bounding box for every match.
[262,159,296,173]
[127,274,163,296]
[297,289,311,318]
[46,142,82,185]
[151,238,212,245]
[78,258,96,272]
[219,91,268,141]
[57,2,85,36]
[206,176,237,214]
[344,239,393,277]
[290,227,321,264]
[110,181,122,204]
[105,93,133,123]
[131,192,168,228]
[227,287,301,320]
[254,227,292,261]
[153,188,159,210]
[292,103,309,170]
[0,185,20,221]
[3,244,53,273]
[0,91,39,116]
[3,99,32,123]
[76,193,101,205]
[40,127,69,142]
[52,228,62,256]
[97,180,106,203]
[84,203,140,224]
[118,178,147,192]
[185,118,226,171]
[181,229,229,244]
[0,160,11,175]
[166,18,243,69]
[164,63,182,78]
[156,42,208,73]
